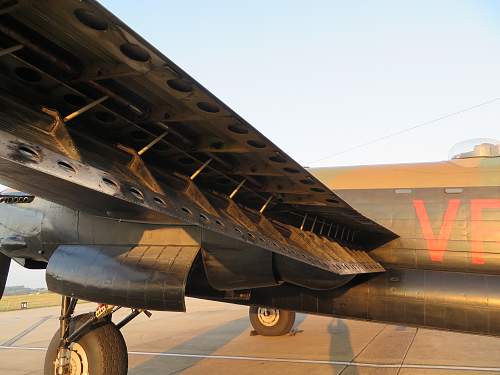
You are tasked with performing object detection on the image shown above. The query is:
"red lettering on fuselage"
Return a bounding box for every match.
[413,199,460,262]
[470,199,500,265]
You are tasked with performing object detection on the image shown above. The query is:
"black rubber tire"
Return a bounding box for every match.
[249,306,296,336]
[44,313,128,375]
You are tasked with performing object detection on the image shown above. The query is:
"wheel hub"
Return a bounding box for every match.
[55,343,88,375]
[257,307,280,327]
[69,343,89,375]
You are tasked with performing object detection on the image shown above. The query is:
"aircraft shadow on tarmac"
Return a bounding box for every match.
[129,316,250,374]
[128,314,359,375]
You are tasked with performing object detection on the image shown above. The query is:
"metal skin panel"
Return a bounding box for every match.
[0,0,393,241]
[332,186,500,275]
[190,159,500,335]
[4,0,500,340]
[0,128,385,275]
[47,244,200,311]
[0,0,394,316]
[234,268,500,337]
[201,246,278,291]
[274,254,354,291]
[0,199,44,260]
[311,158,500,190]
[201,243,355,291]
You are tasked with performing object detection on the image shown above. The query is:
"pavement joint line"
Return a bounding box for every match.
[338,324,388,375]
[2,345,500,372]
[1,316,52,346]
[396,327,419,375]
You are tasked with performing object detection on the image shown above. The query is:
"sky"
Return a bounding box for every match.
[3,0,500,287]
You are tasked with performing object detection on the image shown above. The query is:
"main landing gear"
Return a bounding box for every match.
[249,306,296,336]
[45,296,150,375]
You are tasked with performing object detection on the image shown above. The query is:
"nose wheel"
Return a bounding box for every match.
[249,306,295,336]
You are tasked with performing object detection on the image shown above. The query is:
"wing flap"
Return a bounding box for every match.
[0,0,394,275]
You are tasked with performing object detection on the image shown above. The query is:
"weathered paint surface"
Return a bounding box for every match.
[311,159,500,274]
[1,0,500,343]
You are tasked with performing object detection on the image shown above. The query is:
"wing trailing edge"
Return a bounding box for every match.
[0,0,396,275]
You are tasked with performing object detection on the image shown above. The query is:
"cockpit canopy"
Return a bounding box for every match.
[449,138,500,160]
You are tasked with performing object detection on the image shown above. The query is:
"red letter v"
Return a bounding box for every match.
[413,199,460,262]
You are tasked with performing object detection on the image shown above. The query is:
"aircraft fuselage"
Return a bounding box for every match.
[241,157,500,336]
[3,156,500,337]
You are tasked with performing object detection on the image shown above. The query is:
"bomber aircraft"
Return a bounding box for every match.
[0,1,499,374]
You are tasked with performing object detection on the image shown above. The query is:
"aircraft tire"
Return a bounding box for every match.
[44,313,128,375]
[249,306,295,336]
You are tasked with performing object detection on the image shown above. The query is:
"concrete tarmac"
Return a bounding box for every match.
[1,298,500,374]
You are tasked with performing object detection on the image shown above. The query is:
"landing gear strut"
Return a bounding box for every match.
[249,306,296,336]
[45,296,149,375]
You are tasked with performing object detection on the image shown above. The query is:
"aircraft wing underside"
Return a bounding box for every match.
[0,0,396,276]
